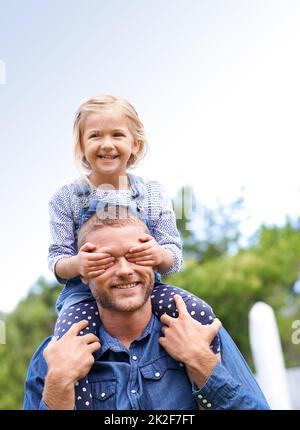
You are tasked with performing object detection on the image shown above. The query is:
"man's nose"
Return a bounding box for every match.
[115,257,134,277]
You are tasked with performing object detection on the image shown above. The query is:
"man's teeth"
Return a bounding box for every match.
[113,282,138,289]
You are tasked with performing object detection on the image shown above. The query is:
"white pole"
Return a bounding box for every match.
[249,301,292,410]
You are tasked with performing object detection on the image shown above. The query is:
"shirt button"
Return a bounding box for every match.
[155,372,161,378]
[131,390,136,394]
[202,399,208,404]
[207,403,212,408]
[132,355,138,361]
[101,393,106,398]
[197,394,203,399]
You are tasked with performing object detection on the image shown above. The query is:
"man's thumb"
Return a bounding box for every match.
[80,242,96,252]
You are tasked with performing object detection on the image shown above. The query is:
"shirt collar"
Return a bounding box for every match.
[95,314,157,359]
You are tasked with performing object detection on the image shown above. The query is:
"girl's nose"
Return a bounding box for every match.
[101,136,114,149]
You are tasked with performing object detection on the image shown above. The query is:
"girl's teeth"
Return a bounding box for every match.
[100,156,116,159]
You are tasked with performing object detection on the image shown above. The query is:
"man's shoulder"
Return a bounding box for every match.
[28,336,52,374]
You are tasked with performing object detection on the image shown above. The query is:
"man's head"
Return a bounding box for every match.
[78,212,155,314]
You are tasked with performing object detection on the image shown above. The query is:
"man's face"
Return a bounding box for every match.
[88,224,155,313]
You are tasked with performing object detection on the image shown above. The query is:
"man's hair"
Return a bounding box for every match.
[77,210,150,249]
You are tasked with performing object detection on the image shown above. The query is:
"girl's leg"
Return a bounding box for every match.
[151,283,220,354]
[54,301,100,410]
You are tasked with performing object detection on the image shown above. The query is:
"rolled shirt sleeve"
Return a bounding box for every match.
[192,328,270,410]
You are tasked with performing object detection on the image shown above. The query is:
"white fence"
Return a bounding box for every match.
[249,302,299,410]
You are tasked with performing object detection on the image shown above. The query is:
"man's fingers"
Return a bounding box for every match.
[160,313,174,327]
[81,333,100,344]
[67,320,89,336]
[87,341,101,354]
[45,336,58,350]
[208,318,222,341]
[173,294,189,317]
[204,318,222,344]
[158,336,166,346]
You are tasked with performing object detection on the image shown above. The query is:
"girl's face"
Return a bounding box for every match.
[81,111,140,186]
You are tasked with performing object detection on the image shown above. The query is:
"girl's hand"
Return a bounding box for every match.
[77,242,115,283]
[125,234,164,267]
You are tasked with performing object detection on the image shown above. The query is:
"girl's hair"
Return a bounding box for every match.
[73,95,148,173]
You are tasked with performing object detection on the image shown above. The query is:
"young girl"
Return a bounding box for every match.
[49,94,220,409]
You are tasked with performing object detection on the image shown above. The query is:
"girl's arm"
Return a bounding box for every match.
[55,243,115,283]
[49,185,115,283]
[48,185,79,283]
[126,181,183,275]
[151,181,183,274]
[54,255,80,281]
[157,247,174,273]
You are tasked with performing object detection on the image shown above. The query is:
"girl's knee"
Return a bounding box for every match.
[54,301,99,338]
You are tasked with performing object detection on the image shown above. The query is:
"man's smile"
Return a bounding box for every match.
[112,281,140,290]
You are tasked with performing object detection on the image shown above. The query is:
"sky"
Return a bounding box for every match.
[1,0,300,313]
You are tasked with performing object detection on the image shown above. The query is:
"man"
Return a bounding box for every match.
[24,214,269,410]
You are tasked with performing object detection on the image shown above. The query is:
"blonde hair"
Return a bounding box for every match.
[77,211,149,249]
[73,95,148,173]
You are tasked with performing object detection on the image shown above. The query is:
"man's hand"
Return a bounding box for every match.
[159,295,222,388]
[77,242,115,283]
[125,234,165,267]
[42,320,100,409]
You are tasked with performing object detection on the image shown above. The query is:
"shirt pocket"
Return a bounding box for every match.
[90,379,117,410]
[139,357,197,410]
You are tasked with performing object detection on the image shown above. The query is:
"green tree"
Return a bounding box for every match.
[0,278,60,409]
[173,186,245,262]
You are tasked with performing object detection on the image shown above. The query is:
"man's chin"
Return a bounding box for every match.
[106,294,149,313]
[96,284,152,312]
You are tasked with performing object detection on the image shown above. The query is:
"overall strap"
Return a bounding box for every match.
[73,177,93,208]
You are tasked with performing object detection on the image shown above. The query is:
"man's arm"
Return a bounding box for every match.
[24,337,52,410]
[193,327,269,410]
[24,320,100,410]
[159,295,270,410]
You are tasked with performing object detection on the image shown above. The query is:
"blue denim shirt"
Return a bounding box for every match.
[23,316,269,410]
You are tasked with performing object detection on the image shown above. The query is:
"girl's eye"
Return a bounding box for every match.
[89,133,100,139]
[113,133,125,137]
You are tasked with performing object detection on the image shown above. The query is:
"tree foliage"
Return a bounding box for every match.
[0,279,60,409]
